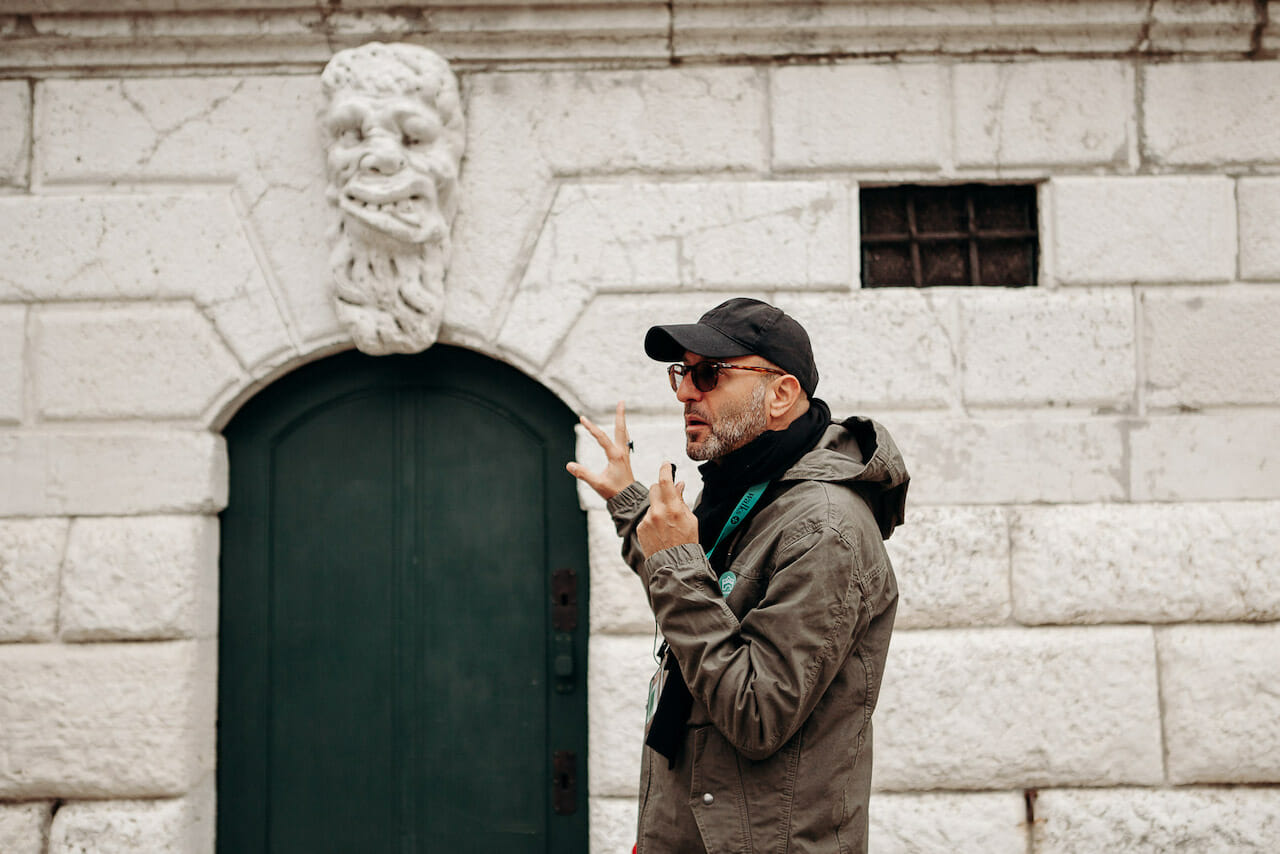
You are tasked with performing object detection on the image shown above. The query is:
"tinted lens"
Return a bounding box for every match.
[691,362,720,392]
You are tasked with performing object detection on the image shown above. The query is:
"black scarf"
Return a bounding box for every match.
[645,398,832,764]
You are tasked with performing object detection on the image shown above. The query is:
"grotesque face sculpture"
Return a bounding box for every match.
[320,43,465,354]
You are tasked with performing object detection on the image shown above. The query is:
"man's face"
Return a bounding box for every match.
[676,352,772,461]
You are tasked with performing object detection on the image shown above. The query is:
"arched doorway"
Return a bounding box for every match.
[216,346,588,853]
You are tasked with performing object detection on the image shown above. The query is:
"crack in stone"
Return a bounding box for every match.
[122,79,246,169]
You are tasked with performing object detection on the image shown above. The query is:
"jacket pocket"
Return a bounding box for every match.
[688,725,753,854]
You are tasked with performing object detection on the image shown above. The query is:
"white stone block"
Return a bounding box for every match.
[954,60,1131,168]
[0,801,49,854]
[588,633,652,797]
[59,516,219,642]
[0,430,227,516]
[885,506,1010,629]
[875,627,1164,790]
[1160,623,1280,784]
[0,81,29,186]
[962,289,1135,408]
[0,641,216,797]
[1144,61,1280,166]
[869,790,1028,854]
[1033,786,1280,854]
[49,775,214,854]
[0,304,24,424]
[588,510,653,635]
[1148,0,1262,52]
[777,290,955,410]
[1142,286,1280,408]
[36,77,336,344]
[772,64,947,170]
[0,193,293,368]
[34,304,242,421]
[451,67,766,341]
[889,418,1125,505]
[502,181,851,366]
[0,518,68,643]
[1050,176,1236,285]
[549,291,775,415]
[1129,413,1280,501]
[1240,177,1280,280]
[1012,502,1280,625]
[590,796,638,854]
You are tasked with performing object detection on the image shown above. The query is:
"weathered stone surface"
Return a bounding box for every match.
[885,506,1010,629]
[550,291,774,415]
[1145,61,1280,166]
[1142,286,1280,409]
[34,304,242,421]
[0,193,293,369]
[954,60,1131,167]
[1129,413,1280,501]
[590,795,638,854]
[962,288,1134,408]
[1148,0,1262,52]
[777,290,955,410]
[573,412,697,513]
[0,800,49,854]
[1012,502,1280,624]
[1240,178,1280,280]
[875,627,1163,790]
[1050,176,1235,285]
[454,67,766,342]
[772,64,946,170]
[1160,622,1280,784]
[869,790,1027,854]
[588,633,652,797]
[675,3,1150,59]
[1033,786,1280,853]
[0,431,227,516]
[35,77,336,345]
[502,181,851,366]
[0,82,29,187]
[0,518,67,643]
[588,510,653,636]
[888,418,1125,505]
[60,516,219,642]
[0,304,23,424]
[49,775,214,854]
[0,641,216,797]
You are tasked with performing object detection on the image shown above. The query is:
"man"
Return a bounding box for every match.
[567,298,909,853]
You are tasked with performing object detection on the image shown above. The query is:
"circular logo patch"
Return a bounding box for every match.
[718,571,737,597]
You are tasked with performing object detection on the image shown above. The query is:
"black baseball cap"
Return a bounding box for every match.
[644,298,819,396]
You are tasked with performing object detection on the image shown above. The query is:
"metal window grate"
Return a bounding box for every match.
[860,184,1038,287]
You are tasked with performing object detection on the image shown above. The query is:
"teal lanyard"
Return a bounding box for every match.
[705,481,769,598]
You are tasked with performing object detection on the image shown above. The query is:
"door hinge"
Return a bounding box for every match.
[552,750,577,815]
[552,568,577,631]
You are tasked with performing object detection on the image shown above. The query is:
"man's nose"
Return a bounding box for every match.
[675,372,702,403]
[358,133,405,175]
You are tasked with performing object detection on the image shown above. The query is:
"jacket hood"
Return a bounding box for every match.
[780,416,910,540]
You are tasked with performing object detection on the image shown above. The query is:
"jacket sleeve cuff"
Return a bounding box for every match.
[641,541,708,587]
[605,481,648,517]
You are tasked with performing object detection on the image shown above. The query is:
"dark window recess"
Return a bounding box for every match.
[861,184,1038,287]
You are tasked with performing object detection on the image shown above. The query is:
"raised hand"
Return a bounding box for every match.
[566,400,637,500]
[636,460,698,558]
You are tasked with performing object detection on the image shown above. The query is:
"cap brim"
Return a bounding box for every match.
[644,323,754,362]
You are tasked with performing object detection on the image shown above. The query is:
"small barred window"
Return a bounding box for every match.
[860,184,1038,287]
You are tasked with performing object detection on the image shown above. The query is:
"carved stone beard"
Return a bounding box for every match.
[330,214,450,355]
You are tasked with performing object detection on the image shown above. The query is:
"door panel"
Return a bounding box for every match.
[218,347,588,853]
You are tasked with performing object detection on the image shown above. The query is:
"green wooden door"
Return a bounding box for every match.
[217,347,588,853]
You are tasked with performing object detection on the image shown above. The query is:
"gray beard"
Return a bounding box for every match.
[687,381,768,461]
[331,219,448,355]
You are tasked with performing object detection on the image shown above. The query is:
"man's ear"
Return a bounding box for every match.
[767,374,805,423]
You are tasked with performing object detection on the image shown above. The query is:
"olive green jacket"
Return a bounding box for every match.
[607,417,908,854]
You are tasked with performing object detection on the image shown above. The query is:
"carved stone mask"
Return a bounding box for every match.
[320,42,465,354]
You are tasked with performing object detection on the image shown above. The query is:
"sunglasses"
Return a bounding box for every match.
[668,361,785,393]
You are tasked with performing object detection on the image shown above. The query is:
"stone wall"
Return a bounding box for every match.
[2,3,1279,852]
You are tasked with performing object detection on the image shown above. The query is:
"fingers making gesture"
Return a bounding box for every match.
[635,459,698,558]
[566,401,637,500]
